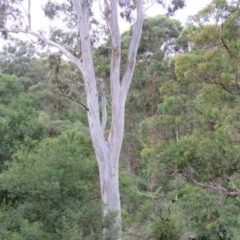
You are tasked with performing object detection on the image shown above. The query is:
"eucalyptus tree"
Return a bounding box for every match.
[0,0,185,238]
[140,0,240,204]
[138,2,240,236]
[121,15,183,174]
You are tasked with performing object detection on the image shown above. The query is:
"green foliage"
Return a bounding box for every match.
[138,1,240,239]
[179,184,240,240]
[149,220,178,240]
[28,82,88,136]
[0,74,23,104]
[122,16,183,177]
[28,82,66,117]
[0,129,103,239]
[0,203,47,240]
[125,15,183,119]
[0,39,48,90]
[0,91,45,167]
[141,0,240,194]
[2,2,240,239]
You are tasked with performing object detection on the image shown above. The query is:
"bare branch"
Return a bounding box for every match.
[122,0,144,100]
[72,0,96,83]
[124,232,149,240]
[221,38,235,58]
[58,91,89,111]
[106,0,125,149]
[222,39,240,90]
[109,0,121,100]
[0,28,83,71]
[20,3,28,17]
[150,197,165,221]
[143,2,157,12]
[72,0,106,153]
[28,0,31,30]
[190,176,227,193]
[183,169,240,197]
[202,75,240,95]
[19,3,28,27]
[19,0,31,30]
[137,207,155,221]
[25,40,42,48]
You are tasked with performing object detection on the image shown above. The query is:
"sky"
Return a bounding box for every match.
[147,0,211,24]
[0,0,211,49]
[29,0,211,31]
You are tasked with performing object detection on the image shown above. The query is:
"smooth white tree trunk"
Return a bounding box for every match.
[72,1,143,239]
[98,153,122,236]
[91,92,125,239]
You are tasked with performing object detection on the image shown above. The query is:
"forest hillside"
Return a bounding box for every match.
[1,0,240,239]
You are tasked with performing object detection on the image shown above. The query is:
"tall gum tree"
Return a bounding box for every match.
[0,0,185,238]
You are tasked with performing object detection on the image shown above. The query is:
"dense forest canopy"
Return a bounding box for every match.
[0,0,240,239]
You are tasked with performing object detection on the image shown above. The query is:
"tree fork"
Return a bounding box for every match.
[1,0,144,239]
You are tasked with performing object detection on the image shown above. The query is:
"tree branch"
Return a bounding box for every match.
[72,0,106,154]
[143,2,157,13]
[221,38,235,58]
[19,3,28,27]
[28,0,31,30]
[72,0,96,81]
[122,0,144,101]
[220,39,240,90]
[183,169,240,197]
[124,232,149,240]
[106,0,125,149]
[109,0,121,100]
[137,207,155,221]
[58,91,89,111]
[0,28,83,71]
[202,75,240,95]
